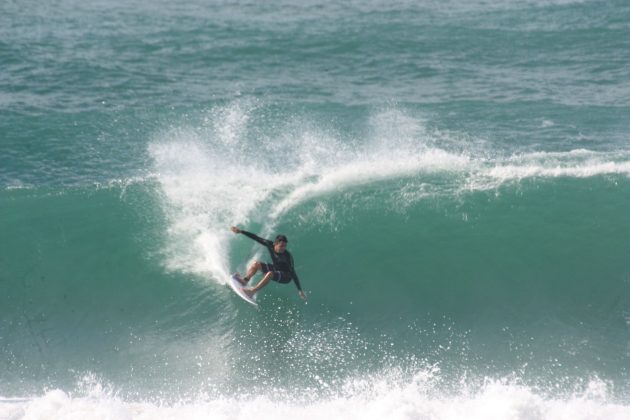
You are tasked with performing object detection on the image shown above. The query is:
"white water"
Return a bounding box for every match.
[2,375,629,420]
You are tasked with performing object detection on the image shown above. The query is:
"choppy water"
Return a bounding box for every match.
[1,0,630,418]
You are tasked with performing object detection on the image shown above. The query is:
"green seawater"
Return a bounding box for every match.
[1,0,630,417]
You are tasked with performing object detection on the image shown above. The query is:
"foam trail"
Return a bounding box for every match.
[264,108,471,222]
[268,148,470,221]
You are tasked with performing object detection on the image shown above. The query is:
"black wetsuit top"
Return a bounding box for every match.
[241,230,303,291]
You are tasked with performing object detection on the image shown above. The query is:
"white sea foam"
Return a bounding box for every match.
[471,149,630,190]
[2,376,628,420]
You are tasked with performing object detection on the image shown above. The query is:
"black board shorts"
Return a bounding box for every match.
[260,262,291,284]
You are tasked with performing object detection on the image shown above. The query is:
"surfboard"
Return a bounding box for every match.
[229,274,257,306]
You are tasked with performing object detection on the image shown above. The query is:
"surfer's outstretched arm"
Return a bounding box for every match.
[230,226,273,247]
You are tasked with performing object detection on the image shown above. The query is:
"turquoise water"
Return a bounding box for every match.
[2,1,630,418]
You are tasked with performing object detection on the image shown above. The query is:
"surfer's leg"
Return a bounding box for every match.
[244,271,273,296]
[242,261,262,283]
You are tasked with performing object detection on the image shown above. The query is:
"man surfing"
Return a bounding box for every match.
[230,226,307,301]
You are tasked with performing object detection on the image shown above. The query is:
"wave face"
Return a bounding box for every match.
[2,104,629,413]
[2,0,630,417]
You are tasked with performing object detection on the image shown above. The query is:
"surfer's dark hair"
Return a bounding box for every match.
[274,234,288,244]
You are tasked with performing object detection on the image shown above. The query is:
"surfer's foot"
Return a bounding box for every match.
[243,287,255,297]
[234,273,248,286]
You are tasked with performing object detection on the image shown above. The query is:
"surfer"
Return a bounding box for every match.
[230,226,307,301]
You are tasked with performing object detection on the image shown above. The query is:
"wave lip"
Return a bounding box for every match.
[486,149,630,181]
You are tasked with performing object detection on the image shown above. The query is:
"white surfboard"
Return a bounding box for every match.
[228,274,257,306]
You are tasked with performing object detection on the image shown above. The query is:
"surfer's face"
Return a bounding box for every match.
[274,240,287,253]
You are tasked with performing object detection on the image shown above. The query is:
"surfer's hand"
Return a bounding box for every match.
[299,290,307,301]
[230,226,241,234]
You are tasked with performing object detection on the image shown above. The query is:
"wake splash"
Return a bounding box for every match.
[3,373,628,420]
[148,102,630,285]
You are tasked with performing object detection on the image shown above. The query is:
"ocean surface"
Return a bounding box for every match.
[1,0,630,418]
